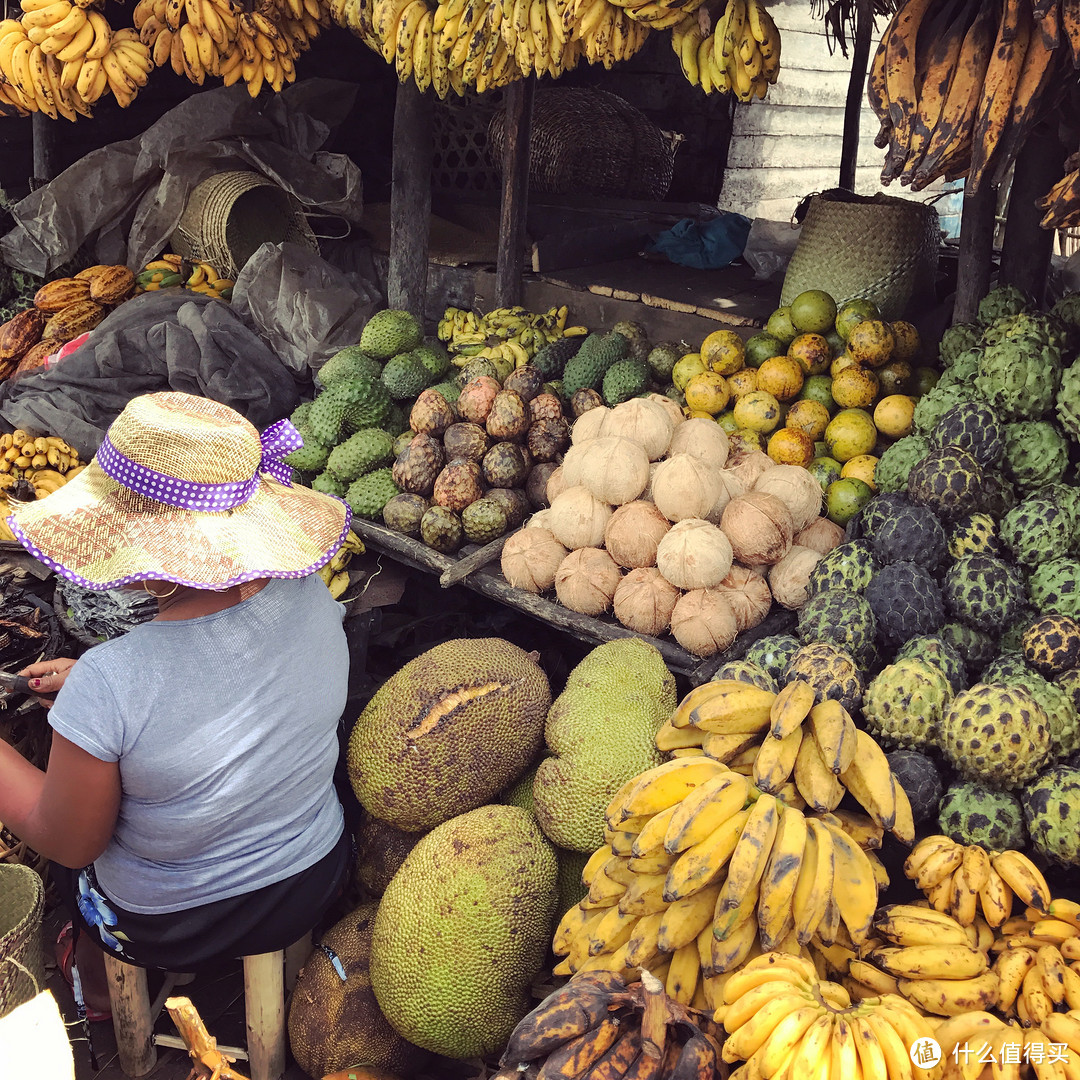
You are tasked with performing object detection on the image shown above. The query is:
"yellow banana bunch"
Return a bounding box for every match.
[937,1012,1080,1080]
[1039,162,1080,231]
[440,303,581,367]
[669,0,777,99]
[720,953,943,1080]
[565,0,650,69]
[0,430,81,499]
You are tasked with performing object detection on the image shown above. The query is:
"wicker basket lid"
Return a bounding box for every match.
[0,862,44,1020]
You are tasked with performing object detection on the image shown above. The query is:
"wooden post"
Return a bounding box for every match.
[284,931,312,993]
[103,953,157,1078]
[31,113,58,185]
[243,951,285,1080]
[387,81,433,322]
[954,184,998,324]
[495,77,535,308]
[999,124,1066,307]
[839,0,873,191]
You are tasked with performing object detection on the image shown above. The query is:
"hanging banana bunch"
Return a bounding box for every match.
[670,0,780,99]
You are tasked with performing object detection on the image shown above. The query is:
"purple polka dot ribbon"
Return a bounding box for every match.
[96,418,305,512]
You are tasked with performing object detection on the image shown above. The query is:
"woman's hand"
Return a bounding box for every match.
[18,657,77,707]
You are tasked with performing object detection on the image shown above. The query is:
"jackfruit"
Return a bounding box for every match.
[354,814,425,897]
[346,638,550,831]
[500,762,539,813]
[287,902,428,1079]
[532,638,677,853]
[555,848,589,916]
[370,805,557,1059]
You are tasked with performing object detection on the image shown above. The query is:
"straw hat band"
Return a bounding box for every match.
[96,418,303,512]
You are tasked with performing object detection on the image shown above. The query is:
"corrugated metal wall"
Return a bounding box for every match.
[717,0,954,224]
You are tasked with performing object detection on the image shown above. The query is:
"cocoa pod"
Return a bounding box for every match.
[89,266,135,304]
[14,340,54,376]
[43,300,106,341]
[0,307,46,361]
[74,264,115,282]
[33,277,91,313]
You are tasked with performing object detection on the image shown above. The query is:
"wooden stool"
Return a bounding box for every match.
[103,934,311,1080]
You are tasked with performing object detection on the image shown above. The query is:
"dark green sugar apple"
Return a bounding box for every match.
[975,472,1018,518]
[941,683,1051,789]
[977,285,1030,326]
[896,635,967,692]
[939,622,998,676]
[1051,292,1080,337]
[805,540,876,597]
[981,311,1070,353]
[913,383,976,438]
[932,401,1004,467]
[1001,421,1068,493]
[744,635,802,682]
[907,447,984,522]
[784,642,865,714]
[865,498,947,569]
[711,659,778,693]
[981,652,1033,686]
[943,554,1027,632]
[939,323,983,366]
[1022,766,1080,865]
[873,436,931,495]
[948,513,1004,560]
[1023,615,1080,679]
[865,562,945,648]
[938,780,1027,850]
[1028,559,1080,621]
[975,340,1062,421]
[887,751,945,824]
[998,612,1036,655]
[861,657,952,749]
[796,588,877,666]
[1000,493,1073,568]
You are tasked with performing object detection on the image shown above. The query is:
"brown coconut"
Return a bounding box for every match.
[546,464,571,504]
[721,492,795,566]
[501,527,568,593]
[705,470,749,525]
[754,465,826,533]
[795,517,846,555]
[656,518,734,591]
[554,547,622,616]
[670,589,738,658]
[727,449,776,490]
[769,545,824,611]
[668,417,730,468]
[570,406,611,444]
[714,565,772,632]
[613,568,681,637]
[651,453,724,523]
[605,398,675,461]
[646,393,685,428]
[604,501,671,568]
[577,436,650,506]
[547,486,613,549]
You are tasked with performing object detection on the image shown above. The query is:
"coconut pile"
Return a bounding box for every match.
[499,395,847,658]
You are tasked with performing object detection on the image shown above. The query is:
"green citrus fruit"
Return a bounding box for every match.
[765,307,798,346]
[808,456,843,491]
[790,290,838,335]
[799,374,836,411]
[835,298,880,341]
[745,332,786,368]
[826,477,874,526]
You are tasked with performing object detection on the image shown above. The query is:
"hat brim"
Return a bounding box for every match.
[8,460,352,590]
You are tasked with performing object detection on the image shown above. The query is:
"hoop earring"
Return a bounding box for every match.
[143,581,180,599]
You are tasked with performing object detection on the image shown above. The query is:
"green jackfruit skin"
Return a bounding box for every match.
[500,762,540,813]
[286,901,429,1078]
[353,815,426,898]
[360,309,423,360]
[347,638,550,831]
[555,848,589,917]
[370,805,557,1059]
[533,638,677,853]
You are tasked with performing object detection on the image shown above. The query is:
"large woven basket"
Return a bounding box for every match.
[488,88,677,201]
[0,863,44,1019]
[780,192,941,321]
[171,170,319,280]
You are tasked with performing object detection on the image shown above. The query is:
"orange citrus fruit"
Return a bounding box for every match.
[788,333,832,375]
[684,371,732,415]
[768,427,815,467]
[847,319,896,368]
[701,330,746,375]
[832,365,881,409]
[831,353,857,377]
[733,390,783,433]
[756,356,805,402]
[890,321,921,363]
[785,399,832,442]
[873,394,916,438]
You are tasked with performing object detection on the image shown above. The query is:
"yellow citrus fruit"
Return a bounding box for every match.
[701,330,746,375]
[684,371,732,415]
[727,368,758,398]
[831,353,857,377]
[847,319,896,368]
[890,321,921,363]
[785,399,832,442]
[733,390,782,433]
[756,356,805,402]
[768,427,815,467]
[687,408,715,420]
[832,365,880,409]
[873,394,916,438]
[825,408,878,462]
[788,333,832,375]
[673,353,707,391]
[842,454,880,491]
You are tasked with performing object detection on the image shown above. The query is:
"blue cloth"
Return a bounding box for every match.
[48,575,348,914]
[646,213,753,270]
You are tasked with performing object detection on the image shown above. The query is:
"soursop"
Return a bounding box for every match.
[346,468,400,520]
[328,428,396,483]
[561,332,629,397]
[317,345,383,388]
[360,309,423,360]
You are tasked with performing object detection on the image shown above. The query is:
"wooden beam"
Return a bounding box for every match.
[103,953,157,1078]
[387,81,432,321]
[31,113,58,186]
[999,124,1066,307]
[495,77,535,308]
[954,184,997,324]
[839,0,873,191]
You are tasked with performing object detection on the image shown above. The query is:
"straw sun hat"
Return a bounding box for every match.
[6,392,352,590]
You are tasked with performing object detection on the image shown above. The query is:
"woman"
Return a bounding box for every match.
[0,391,353,1017]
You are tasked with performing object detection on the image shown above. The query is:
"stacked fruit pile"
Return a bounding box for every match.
[440,304,586,374]
[136,255,234,299]
[0,428,84,542]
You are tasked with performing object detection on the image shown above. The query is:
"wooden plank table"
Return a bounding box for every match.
[350,518,796,684]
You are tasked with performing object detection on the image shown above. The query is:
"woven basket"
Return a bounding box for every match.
[488,88,677,201]
[0,863,44,1019]
[780,193,941,321]
[171,170,319,280]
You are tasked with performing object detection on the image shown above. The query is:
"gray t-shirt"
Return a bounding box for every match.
[48,575,348,915]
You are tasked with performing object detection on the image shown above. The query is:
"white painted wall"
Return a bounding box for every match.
[717,0,955,225]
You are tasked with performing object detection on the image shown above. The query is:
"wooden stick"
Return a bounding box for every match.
[103,952,157,1078]
[954,184,998,324]
[243,951,285,1080]
[839,0,873,191]
[439,533,509,588]
[496,77,535,307]
[165,996,251,1079]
